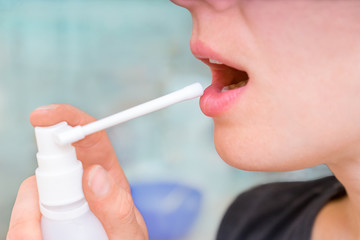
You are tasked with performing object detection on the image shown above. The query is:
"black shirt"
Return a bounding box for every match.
[216,176,346,240]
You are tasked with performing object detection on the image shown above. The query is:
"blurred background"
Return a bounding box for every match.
[0,0,331,239]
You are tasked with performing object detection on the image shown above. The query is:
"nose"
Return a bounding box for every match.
[171,0,239,12]
[170,0,198,10]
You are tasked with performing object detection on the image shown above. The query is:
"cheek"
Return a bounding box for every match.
[213,116,324,172]
[212,113,310,172]
[209,1,360,170]
[212,4,360,170]
[213,81,360,172]
[211,95,304,171]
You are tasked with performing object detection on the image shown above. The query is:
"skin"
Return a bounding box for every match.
[7,1,360,239]
[177,0,360,172]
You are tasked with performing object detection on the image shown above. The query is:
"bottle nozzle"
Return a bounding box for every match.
[55,83,203,145]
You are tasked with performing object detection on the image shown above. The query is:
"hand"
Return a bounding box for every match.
[7,104,148,240]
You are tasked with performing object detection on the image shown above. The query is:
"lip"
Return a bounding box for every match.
[191,41,249,117]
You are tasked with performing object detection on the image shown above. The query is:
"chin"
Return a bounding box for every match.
[214,142,277,172]
[213,125,320,172]
[213,126,271,171]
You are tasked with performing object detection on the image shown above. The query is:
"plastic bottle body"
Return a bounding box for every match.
[34,123,108,240]
[41,208,108,240]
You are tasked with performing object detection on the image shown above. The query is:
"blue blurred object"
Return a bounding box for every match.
[131,181,202,240]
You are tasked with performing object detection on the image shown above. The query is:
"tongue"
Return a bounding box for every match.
[221,81,247,92]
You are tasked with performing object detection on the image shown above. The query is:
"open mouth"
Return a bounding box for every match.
[220,69,249,92]
[196,57,250,116]
[204,58,249,92]
[190,41,250,116]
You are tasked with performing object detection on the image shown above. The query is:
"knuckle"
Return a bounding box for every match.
[114,191,135,223]
[91,188,136,225]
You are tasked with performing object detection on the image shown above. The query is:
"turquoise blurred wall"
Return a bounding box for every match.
[0,0,331,239]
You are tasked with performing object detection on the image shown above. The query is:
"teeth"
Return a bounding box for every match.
[221,81,247,92]
[209,58,223,64]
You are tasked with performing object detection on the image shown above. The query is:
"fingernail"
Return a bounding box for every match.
[35,104,58,111]
[88,165,110,197]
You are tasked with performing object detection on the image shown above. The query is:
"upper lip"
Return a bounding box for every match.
[190,40,247,72]
[190,40,249,86]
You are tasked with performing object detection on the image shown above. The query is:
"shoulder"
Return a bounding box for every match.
[216,176,344,240]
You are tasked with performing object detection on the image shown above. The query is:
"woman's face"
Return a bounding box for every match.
[172,0,360,171]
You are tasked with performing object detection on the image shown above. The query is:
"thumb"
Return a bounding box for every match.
[83,165,148,240]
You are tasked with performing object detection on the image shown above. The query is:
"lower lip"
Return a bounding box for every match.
[200,82,247,117]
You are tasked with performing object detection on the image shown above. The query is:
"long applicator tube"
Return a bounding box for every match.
[55,83,204,145]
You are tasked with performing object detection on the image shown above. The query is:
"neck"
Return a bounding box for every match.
[327,158,360,239]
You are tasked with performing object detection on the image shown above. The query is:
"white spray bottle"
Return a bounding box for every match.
[34,83,204,240]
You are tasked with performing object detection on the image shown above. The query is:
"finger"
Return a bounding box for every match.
[7,176,42,240]
[30,104,104,150]
[83,165,148,240]
[30,104,129,192]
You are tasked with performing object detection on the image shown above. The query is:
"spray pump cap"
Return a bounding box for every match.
[35,122,88,219]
